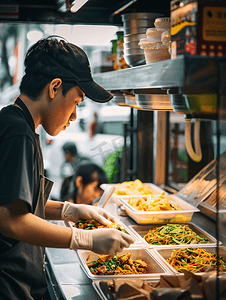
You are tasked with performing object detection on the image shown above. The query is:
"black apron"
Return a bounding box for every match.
[0,98,53,300]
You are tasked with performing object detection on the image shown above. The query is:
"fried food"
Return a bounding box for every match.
[114,179,154,195]
[128,192,180,212]
[87,253,148,275]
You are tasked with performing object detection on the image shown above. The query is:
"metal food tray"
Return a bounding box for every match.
[198,201,226,222]
[118,195,199,225]
[128,222,221,249]
[100,183,167,206]
[92,278,159,300]
[77,247,173,280]
[152,245,226,275]
[197,177,226,221]
[65,220,143,246]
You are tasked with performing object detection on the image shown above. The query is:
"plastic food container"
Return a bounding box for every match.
[100,183,167,206]
[128,223,220,248]
[118,194,200,224]
[77,247,172,280]
[139,38,170,64]
[146,28,165,42]
[152,245,226,275]
[65,220,143,246]
[161,30,171,47]
[92,278,159,300]
[154,17,170,29]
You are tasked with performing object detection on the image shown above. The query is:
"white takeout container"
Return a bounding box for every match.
[128,222,221,249]
[154,17,171,29]
[161,30,171,48]
[146,27,166,41]
[139,38,170,64]
[92,278,159,300]
[77,247,173,280]
[152,245,226,275]
[92,280,113,300]
[118,194,200,224]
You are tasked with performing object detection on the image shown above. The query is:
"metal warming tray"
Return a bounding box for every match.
[77,247,172,280]
[174,152,226,208]
[128,222,220,249]
[152,245,226,276]
[198,176,226,221]
[118,195,199,224]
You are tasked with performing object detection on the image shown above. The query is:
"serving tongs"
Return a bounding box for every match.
[97,186,116,209]
[85,186,116,261]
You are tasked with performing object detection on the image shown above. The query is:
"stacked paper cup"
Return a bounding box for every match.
[155,18,171,51]
[139,17,171,64]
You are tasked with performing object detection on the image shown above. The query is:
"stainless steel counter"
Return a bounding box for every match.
[45,208,226,300]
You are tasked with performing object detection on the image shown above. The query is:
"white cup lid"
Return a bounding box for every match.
[154,17,171,28]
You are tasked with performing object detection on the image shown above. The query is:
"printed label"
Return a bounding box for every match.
[203,6,226,42]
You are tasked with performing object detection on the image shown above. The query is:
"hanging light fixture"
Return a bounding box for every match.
[70,0,89,13]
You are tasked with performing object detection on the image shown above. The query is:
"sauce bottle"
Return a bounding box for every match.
[116,31,129,69]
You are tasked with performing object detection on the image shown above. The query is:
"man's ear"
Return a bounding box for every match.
[49,78,62,99]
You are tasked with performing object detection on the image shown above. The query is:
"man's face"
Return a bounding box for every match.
[43,85,84,136]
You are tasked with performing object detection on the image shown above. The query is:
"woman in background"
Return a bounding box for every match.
[60,162,108,205]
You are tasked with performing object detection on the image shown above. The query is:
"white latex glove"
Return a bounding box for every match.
[69,227,135,255]
[61,201,117,225]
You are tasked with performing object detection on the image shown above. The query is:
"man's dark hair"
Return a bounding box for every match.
[19,37,78,100]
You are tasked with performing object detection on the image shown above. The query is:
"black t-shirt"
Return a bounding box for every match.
[0,100,41,253]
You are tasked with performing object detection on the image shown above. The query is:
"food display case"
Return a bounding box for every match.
[45,211,226,299]
[62,54,224,298]
[43,56,226,299]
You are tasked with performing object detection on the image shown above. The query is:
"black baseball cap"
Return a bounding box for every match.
[57,43,113,103]
[25,37,113,103]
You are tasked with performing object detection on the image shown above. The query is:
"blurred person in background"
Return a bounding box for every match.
[88,110,99,138]
[60,162,108,205]
[0,36,135,300]
[60,141,78,179]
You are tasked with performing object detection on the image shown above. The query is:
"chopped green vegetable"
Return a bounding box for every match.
[144,224,209,245]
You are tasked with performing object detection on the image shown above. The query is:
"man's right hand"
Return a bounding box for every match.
[69,227,135,256]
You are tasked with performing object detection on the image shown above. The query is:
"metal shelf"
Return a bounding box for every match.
[93,55,225,95]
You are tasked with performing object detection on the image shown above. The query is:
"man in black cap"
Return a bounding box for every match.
[0,37,135,300]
